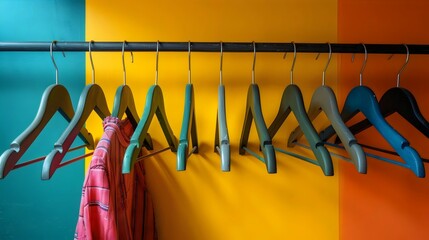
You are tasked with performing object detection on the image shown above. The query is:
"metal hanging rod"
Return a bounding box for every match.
[1,41,429,54]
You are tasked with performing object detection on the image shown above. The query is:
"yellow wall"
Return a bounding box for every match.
[86,0,338,239]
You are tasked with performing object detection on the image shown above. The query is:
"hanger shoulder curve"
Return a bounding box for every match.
[214,85,230,171]
[239,84,277,173]
[123,85,178,174]
[41,84,111,179]
[177,84,198,171]
[289,86,367,173]
[111,85,153,150]
[0,84,93,178]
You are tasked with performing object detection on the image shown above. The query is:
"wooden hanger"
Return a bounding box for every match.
[268,43,333,176]
[239,42,276,173]
[288,44,366,174]
[177,43,198,171]
[0,42,93,178]
[319,44,425,177]
[214,43,230,171]
[42,42,111,179]
[122,41,178,174]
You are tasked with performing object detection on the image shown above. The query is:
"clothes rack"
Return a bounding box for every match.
[1,42,429,54]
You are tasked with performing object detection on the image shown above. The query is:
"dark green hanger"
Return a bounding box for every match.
[288,44,366,174]
[267,42,333,176]
[239,42,276,173]
[123,42,178,174]
[214,43,230,171]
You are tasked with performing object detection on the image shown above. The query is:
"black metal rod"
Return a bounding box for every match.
[1,41,429,54]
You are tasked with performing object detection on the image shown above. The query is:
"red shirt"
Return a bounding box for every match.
[75,117,156,240]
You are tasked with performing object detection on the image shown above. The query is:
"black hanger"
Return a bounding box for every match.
[42,42,111,179]
[239,42,276,173]
[319,44,425,178]
[342,45,429,140]
[122,41,178,174]
[268,43,333,176]
[0,42,93,178]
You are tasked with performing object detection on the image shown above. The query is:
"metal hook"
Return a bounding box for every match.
[252,42,256,84]
[89,41,95,84]
[220,41,223,85]
[188,41,191,84]
[155,41,159,85]
[359,43,368,86]
[396,44,410,87]
[121,41,134,86]
[322,42,332,86]
[50,41,60,84]
[290,41,297,85]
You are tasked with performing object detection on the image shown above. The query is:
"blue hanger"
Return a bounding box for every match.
[319,44,425,178]
[112,42,153,149]
[177,42,198,171]
[214,43,230,171]
[0,42,93,178]
[288,43,366,174]
[239,42,277,173]
[341,45,429,141]
[42,42,111,180]
[268,42,333,176]
[123,41,178,174]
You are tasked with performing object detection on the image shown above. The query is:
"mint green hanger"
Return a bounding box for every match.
[0,42,93,178]
[239,42,277,173]
[112,41,153,149]
[267,42,333,176]
[288,43,366,174]
[123,41,178,174]
[42,42,111,180]
[214,42,230,171]
[177,42,198,171]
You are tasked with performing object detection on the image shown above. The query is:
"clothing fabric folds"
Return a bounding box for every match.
[75,117,157,240]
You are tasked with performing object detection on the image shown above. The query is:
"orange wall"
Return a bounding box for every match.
[338,0,429,239]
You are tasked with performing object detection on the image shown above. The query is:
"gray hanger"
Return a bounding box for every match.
[267,42,333,176]
[42,42,111,180]
[288,43,367,173]
[214,42,230,171]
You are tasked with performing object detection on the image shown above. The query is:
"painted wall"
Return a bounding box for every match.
[1,0,428,240]
[0,1,85,239]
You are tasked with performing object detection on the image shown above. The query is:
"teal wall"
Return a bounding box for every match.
[0,1,85,239]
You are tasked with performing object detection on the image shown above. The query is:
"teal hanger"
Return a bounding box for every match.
[0,42,92,178]
[123,41,178,174]
[319,44,424,178]
[239,42,277,173]
[177,42,198,171]
[267,42,333,176]
[111,41,153,149]
[42,42,111,180]
[214,43,230,171]
[288,43,366,174]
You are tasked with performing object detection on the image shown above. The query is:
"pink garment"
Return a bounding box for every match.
[74,117,157,240]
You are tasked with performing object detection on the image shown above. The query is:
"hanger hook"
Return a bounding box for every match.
[155,41,159,85]
[322,42,332,86]
[50,41,59,84]
[220,41,223,85]
[396,44,410,87]
[359,43,368,86]
[188,41,191,84]
[252,42,256,84]
[89,41,95,84]
[290,41,297,85]
[121,41,134,86]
